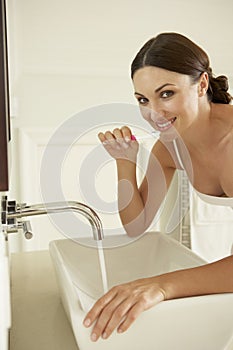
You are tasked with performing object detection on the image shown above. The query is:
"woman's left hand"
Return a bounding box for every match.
[83,277,166,342]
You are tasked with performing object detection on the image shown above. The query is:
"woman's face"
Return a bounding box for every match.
[132,66,202,136]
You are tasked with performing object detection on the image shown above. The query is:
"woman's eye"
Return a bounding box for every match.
[160,90,174,99]
[137,97,148,105]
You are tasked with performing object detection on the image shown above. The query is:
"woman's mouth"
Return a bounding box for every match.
[155,116,177,131]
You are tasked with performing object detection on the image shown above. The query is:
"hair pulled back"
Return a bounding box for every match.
[131,32,232,104]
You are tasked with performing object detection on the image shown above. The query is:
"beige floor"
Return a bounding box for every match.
[9,250,79,350]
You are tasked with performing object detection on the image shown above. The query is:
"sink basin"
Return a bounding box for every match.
[49,231,233,350]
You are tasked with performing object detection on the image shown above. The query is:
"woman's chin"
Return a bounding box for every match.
[159,126,180,142]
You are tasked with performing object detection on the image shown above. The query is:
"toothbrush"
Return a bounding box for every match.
[131,131,159,141]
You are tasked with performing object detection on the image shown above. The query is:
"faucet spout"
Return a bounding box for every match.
[5,201,104,241]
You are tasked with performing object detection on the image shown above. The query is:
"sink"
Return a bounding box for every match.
[49,231,233,350]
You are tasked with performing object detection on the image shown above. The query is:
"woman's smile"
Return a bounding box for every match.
[155,116,177,131]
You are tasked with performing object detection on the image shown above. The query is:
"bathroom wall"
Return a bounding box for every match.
[7,0,233,129]
[5,0,233,252]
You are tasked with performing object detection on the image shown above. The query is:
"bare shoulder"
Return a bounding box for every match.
[214,103,233,126]
[217,104,233,148]
[224,104,233,123]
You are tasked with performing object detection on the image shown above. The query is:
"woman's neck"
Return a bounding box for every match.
[182,100,212,148]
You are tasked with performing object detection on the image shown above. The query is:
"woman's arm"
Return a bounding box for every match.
[98,126,176,236]
[83,254,233,342]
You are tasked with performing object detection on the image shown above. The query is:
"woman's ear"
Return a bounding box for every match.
[198,72,209,97]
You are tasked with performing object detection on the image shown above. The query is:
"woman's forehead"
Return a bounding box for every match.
[133,66,191,90]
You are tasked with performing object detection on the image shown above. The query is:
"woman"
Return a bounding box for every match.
[83,32,233,342]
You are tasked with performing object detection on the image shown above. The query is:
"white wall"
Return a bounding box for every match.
[5,0,233,252]
[7,0,233,129]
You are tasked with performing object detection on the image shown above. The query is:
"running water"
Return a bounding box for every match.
[97,240,108,294]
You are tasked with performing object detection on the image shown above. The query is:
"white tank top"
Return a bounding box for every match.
[172,139,233,207]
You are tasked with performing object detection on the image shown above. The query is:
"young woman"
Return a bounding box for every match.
[83,32,233,342]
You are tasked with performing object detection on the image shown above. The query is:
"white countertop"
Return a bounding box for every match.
[9,250,79,350]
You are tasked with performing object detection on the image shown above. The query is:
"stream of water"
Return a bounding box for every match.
[97,240,108,294]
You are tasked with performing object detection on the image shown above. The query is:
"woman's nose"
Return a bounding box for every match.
[147,105,165,121]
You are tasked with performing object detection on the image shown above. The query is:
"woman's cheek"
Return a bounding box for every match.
[140,105,152,121]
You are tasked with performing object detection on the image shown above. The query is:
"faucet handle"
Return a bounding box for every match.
[7,200,17,225]
[22,221,33,240]
[7,200,16,211]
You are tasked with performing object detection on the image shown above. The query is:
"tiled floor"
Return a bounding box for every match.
[10,250,79,350]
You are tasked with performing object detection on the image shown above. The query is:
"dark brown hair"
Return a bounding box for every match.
[131,32,232,104]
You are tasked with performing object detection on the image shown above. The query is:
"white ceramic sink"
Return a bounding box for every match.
[49,231,233,350]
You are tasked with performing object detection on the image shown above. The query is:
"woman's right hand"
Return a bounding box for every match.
[83,276,167,342]
[98,126,139,163]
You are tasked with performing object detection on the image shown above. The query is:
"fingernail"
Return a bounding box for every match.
[83,318,91,327]
[102,332,107,339]
[91,333,97,342]
[102,141,108,145]
[125,136,131,142]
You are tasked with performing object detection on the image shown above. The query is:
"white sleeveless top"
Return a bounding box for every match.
[173,139,233,208]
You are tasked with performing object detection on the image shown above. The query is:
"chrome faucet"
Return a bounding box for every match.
[1,196,104,241]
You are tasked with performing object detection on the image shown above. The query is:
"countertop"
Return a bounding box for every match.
[9,249,79,350]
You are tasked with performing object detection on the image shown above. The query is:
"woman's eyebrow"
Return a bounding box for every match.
[155,83,175,92]
[134,92,145,97]
[134,83,175,96]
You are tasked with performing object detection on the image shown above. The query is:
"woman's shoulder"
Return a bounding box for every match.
[213,103,233,124]
[211,104,233,144]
